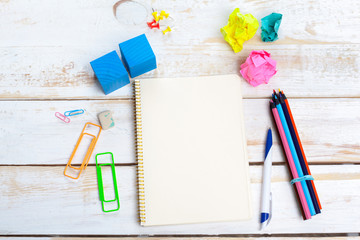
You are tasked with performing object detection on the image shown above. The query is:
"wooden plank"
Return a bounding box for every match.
[0,99,359,165]
[0,0,359,99]
[0,165,359,234]
[0,100,135,165]
[2,238,360,240]
[0,45,359,99]
[0,0,359,47]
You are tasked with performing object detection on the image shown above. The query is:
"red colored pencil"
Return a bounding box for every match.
[280,90,322,209]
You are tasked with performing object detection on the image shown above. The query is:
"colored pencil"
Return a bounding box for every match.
[273,95,316,216]
[279,91,320,214]
[270,100,312,220]
[280,90,322,210]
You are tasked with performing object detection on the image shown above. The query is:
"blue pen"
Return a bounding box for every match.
[274,95,316,216]
[260,128,273,230]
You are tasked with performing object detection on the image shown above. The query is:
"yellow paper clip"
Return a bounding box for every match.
[152,11,159,22]
[162,26,171,35]
[159,10,169,19]
[64,122,102,179]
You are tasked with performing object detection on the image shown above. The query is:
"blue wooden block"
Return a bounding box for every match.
[119,34,157,78]
[90,51,130,95]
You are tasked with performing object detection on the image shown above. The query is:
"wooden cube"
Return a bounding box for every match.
[90,51,130,95]
[119,34,157,78]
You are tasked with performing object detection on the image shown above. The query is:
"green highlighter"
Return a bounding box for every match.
[95,152,120,212]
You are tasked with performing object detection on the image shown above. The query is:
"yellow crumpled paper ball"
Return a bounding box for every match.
[220,8,259,53]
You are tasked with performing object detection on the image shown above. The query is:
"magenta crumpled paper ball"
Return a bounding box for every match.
[240,50,277,87]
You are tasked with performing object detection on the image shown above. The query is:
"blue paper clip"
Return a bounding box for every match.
[64,109,85,117]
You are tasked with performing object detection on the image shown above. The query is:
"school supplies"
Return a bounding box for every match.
[119,34,157,78]
[261,13,282,42]
[55,112,70,123]
[278,91,321,214]
[220,8,259,53]
[90,34,156,94]
[279,91,322,210]
[274,95,316,216]
[270,100,311,220]
[148,10,171,33]
[152,11,160,22]
[270,90,321,220]
[95,152,120,212]
[64,109,85,117]
[260,128,273,230]
[162,26,171,35]
[134,75,252,226]
[159,10,169,19]
[240,50,277,87]
[64,122,102,179]
[147,19,159,29]
[90,51,130,95]
[98,110,115,130]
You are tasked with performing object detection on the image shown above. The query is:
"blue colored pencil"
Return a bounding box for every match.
[273,95,316,216]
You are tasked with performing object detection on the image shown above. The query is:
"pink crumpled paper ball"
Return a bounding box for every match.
[240,50,277,87]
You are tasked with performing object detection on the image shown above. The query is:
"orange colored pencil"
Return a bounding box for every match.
[281,91,322,209]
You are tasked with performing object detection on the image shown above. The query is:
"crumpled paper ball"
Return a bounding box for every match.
[261,13,282,42]
[240,50,277,87]
[220,8,259,53]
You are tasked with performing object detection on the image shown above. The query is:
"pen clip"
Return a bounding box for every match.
[267,192,273,226]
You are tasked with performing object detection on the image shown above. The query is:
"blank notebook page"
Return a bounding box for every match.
[137,75,252,226]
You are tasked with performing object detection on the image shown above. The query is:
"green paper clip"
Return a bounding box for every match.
[95,152,120,212]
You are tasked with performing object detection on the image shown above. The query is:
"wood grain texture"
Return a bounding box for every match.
[83,238,359,239]
[0,100,135,165]
[0,0,359,46]
[0,165,359,235]
[119,34,157,78]
[90,50,130,95]
[0,45,359,99]
[0,0,359,237]
[0,0,359,99]
[0,98,358,165]
[2,238,360,240]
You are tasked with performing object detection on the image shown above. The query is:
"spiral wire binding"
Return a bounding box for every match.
[134,79,146,224]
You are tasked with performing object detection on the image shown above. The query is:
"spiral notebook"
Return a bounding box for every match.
[134,75,252,226]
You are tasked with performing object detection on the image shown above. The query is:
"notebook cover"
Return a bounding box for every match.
[134,75,252,226]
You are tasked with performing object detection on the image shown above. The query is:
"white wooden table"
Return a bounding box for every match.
[0,0,359,239]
